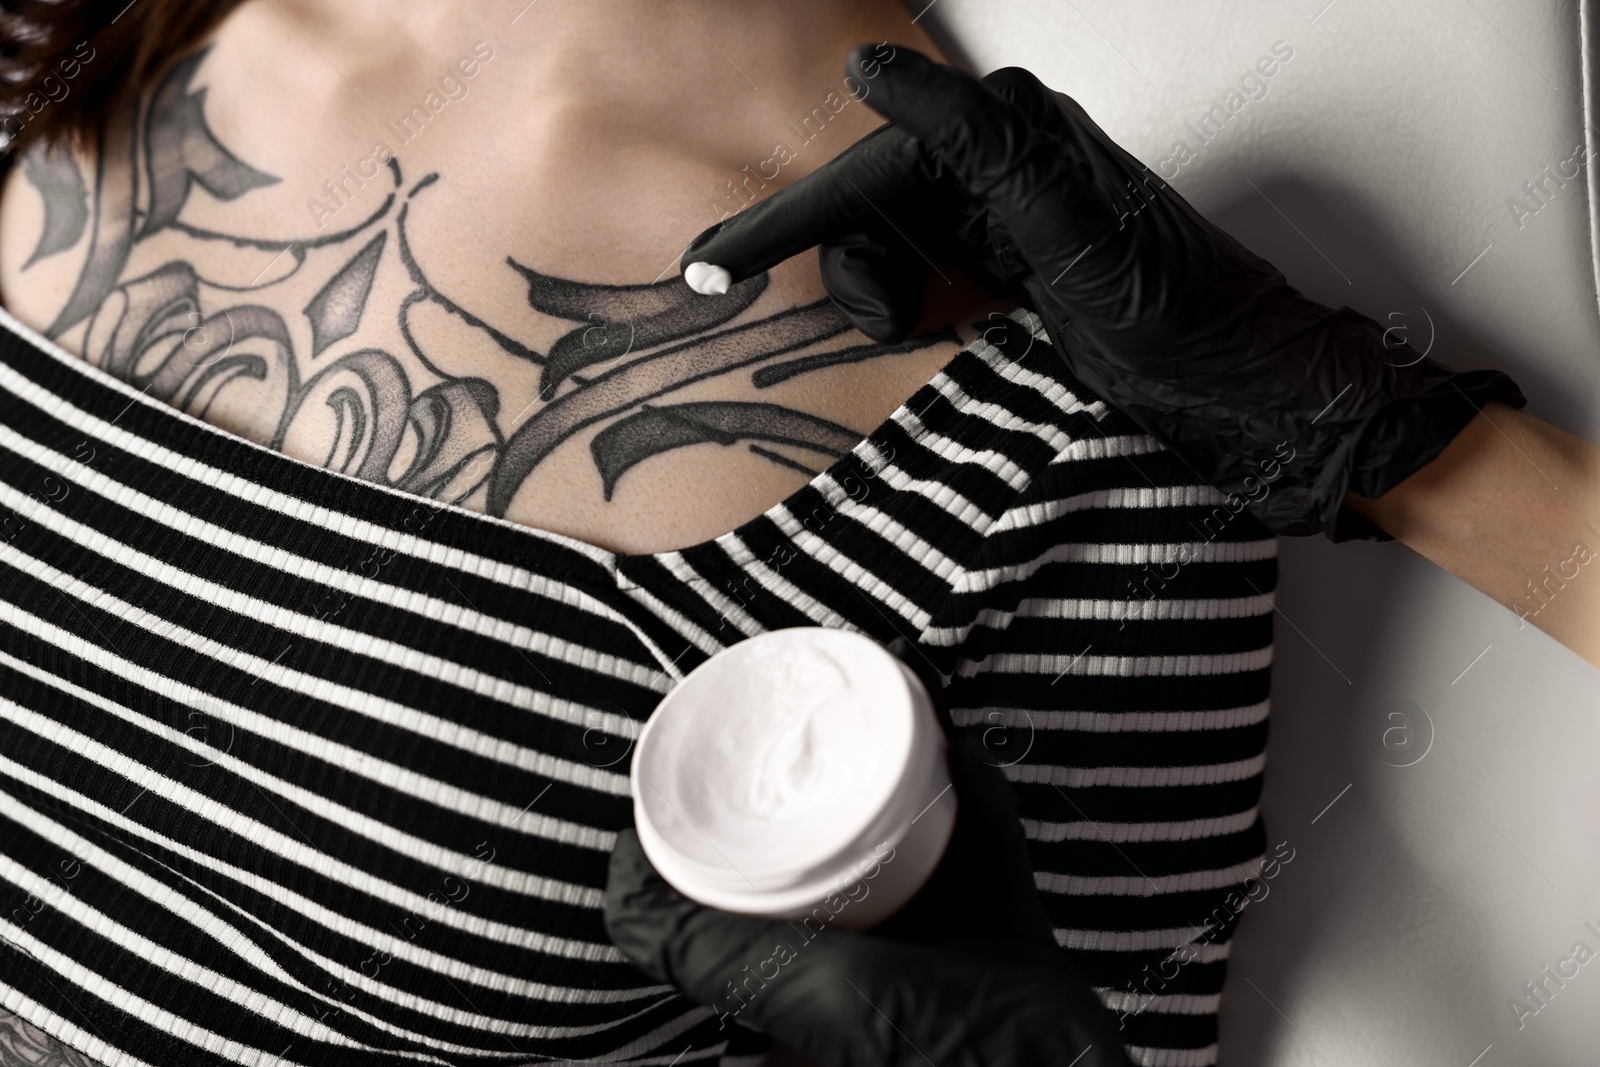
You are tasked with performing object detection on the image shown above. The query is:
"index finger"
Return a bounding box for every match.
[679,120,934,286]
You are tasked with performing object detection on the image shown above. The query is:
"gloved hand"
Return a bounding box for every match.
[677,45,1526,542]
[604,638,1135,1067]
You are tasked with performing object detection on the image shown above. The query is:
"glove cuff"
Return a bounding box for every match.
[1323,364,1527,543]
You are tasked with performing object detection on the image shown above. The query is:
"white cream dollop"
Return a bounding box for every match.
[683,261,732,296]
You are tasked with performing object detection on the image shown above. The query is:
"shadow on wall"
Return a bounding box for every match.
[1203,174,1566,1065]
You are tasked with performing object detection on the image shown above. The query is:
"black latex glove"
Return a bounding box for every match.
[605,638,1134,1067]
[678,45,1526,542]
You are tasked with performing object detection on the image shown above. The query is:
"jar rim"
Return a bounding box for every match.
[632,628,937,899]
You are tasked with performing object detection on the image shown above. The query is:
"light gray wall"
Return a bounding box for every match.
[925,2,1600,1063]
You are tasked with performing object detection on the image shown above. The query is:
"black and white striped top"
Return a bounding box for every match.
[0,301,1275,1067]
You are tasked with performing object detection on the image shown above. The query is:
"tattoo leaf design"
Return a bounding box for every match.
[138,50,277,239]
[81,260,298,422]
[752,329,959,388]
[394,378,502,501]
[277,348,410,482]
[304,231,386,357]
[487,300,853,516]
[396,201,543,372]
[591,401,858,500]
[45,119,137,339]
[511,262,769,398]
[20,148,88,269]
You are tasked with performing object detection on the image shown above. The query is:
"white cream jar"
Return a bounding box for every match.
[631,628,957,931]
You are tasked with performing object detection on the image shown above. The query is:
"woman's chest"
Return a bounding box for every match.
[0,119,971,554]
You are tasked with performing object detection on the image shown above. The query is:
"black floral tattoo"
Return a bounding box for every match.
[0,1006,104,1067]
[18,46,956,518]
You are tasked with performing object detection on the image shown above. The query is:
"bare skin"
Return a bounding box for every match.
[0,0,996,557]
[1345,404,1600,670]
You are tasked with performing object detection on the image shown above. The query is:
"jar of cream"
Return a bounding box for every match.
[631,627,957,931]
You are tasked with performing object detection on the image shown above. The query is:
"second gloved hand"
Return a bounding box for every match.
[604,639,1135,1067]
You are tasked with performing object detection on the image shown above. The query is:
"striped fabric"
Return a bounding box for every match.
[0,302,1276,1067]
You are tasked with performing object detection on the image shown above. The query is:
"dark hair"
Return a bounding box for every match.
[0,0,243,155]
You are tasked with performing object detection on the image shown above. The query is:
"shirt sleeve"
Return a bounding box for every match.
[936,373,1279,1067]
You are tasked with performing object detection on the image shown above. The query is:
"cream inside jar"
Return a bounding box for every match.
[632,627,957,930]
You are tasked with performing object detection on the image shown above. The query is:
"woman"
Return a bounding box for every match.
[0,2,1591,1066]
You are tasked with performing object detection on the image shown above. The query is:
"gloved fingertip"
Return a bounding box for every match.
[677,211,780,286]
[845,42,879,75]
[682,220,724,260]
[681,221,760,288]
[844,42,937,102]
[844,44,968,134]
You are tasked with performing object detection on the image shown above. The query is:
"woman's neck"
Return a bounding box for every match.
[271,0,946,184]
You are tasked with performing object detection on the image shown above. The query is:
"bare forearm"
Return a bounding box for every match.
[1344,401,1600,668]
